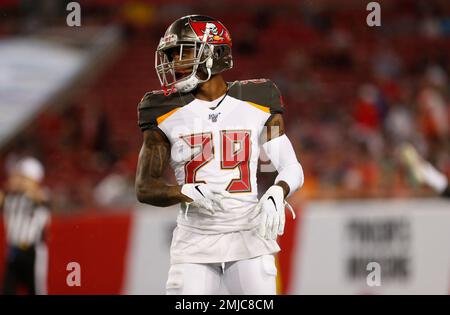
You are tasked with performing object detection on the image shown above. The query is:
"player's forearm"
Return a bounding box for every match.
[135,179,190,206]
[263,134,304,198]
[264,114,303,198]
[135,129,192,206]
[275,181,290,198]
[134,148,190,206]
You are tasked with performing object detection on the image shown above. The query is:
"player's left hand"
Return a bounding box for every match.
[255,185,288,240]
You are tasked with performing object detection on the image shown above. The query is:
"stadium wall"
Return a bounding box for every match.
[0,199,449,294]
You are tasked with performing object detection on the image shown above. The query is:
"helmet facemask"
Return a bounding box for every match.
[155,40,214,95]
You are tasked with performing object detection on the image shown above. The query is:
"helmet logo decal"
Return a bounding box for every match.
[158,33,178,49]
[189,21,232,46]
[203,22,224,41]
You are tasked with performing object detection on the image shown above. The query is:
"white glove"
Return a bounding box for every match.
[181,183,231,218]
[255,185,295,240]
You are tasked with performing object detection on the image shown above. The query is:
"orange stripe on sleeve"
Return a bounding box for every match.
[156,107,180,125]
[246,101,270,113]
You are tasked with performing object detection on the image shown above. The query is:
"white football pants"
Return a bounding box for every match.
[166,254,277,295]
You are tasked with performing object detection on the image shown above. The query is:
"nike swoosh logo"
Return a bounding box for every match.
[195,185,205,198]
[268,196,277,210]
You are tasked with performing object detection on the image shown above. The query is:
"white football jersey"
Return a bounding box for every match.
[138,79,285,264]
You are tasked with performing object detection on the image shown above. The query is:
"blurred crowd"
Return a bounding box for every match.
[0,0,449,212]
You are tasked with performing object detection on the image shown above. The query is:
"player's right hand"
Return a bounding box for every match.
[181,183,229,216]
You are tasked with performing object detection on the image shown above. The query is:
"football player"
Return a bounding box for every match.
[135,15,304,294]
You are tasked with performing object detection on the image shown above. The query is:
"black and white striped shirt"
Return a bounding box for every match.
[2,192,50,248]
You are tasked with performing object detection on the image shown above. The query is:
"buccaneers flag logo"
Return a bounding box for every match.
[189,21,232,46]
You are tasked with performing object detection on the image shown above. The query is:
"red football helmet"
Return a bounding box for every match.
[155,15,233,95]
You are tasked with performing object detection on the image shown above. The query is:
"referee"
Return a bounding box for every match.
[0,157,51,295]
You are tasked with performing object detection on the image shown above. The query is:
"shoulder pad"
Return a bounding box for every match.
[137,90,194,132]
[228,79,285,114]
